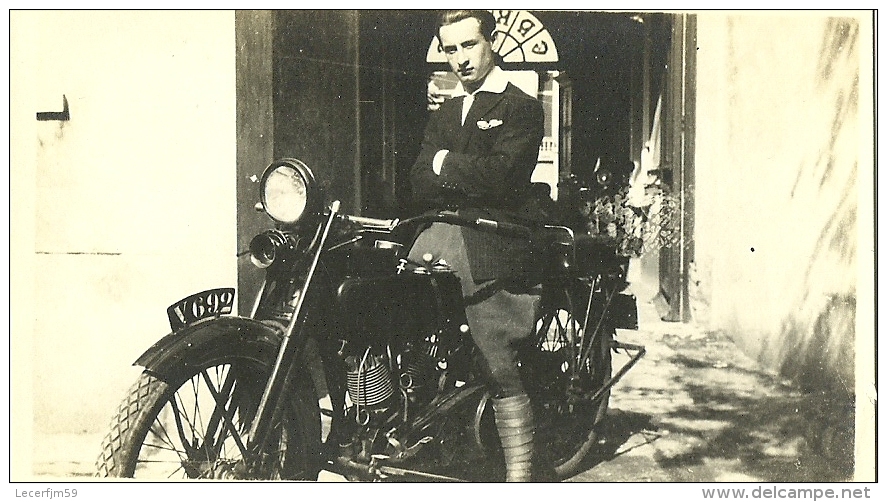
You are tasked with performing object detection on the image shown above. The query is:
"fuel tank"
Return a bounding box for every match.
[332,263,466,349]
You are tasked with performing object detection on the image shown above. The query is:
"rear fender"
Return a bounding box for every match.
[134,316,283,383]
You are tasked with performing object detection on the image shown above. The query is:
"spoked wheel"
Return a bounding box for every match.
[527,280,614,479]
[97,342,321,479]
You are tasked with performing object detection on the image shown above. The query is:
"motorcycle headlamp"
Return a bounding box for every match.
[259,159,319,225]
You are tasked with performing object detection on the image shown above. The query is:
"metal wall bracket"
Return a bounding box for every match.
[37,95,70,121]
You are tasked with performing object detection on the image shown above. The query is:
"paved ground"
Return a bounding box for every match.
[27,301,857,482]
[565,305,857,483]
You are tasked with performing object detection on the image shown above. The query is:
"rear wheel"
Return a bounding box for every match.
[528,281,614,478]
[97,341,321,479]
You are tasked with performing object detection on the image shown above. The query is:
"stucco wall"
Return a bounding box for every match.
[693,14,869,395]
[11,11,237,454]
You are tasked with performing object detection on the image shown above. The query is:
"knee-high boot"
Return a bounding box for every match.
[493,394,534,482]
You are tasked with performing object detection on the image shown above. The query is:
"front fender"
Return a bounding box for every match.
[135,316,283,383]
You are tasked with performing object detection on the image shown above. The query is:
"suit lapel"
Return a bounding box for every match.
[458,91,507,151]
[441,96,464,145]
[467,91,507,126]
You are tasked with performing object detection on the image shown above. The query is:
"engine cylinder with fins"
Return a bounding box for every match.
[346,354,395,408]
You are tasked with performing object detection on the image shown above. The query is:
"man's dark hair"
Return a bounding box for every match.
[437,10,497,41]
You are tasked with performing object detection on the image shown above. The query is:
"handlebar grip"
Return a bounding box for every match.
[343,214,399,230]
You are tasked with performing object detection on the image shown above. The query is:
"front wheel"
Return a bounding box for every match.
[526,281,614,479]
[96,339,321,479]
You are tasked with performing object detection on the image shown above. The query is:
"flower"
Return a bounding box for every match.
[584,185,681,257]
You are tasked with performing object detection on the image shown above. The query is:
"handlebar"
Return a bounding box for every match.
[341,212,532,239]
[399,212,533,240]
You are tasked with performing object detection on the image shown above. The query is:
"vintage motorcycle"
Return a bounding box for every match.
[96,158,645,481]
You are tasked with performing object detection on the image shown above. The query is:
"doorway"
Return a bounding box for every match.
[357,10,673,208]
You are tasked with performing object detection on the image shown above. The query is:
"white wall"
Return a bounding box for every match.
[693,13,873,479]
[10,11,236,472]
[694,12,866,382]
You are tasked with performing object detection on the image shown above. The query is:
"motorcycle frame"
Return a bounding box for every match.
[232,202,645,479]
[247,201,342,451]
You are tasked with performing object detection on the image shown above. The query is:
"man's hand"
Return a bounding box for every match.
[433,150,449,175]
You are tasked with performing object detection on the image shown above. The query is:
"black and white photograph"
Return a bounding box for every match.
[7,7,877,491]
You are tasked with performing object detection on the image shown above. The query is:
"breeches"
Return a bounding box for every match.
[409,223,540,397]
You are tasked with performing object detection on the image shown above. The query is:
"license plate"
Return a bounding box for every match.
[167,288,235,331]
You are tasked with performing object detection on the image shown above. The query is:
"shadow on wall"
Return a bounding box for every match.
[779,294,856,396]
[775,18,859,399]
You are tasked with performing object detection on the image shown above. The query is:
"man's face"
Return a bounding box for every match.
[439,17,496,91]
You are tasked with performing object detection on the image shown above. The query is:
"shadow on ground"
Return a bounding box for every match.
[572,409,662,473]
[586,328,856,482]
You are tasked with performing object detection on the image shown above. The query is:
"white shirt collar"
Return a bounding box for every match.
[453,66,509,97]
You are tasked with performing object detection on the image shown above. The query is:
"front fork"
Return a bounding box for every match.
[247,201,342,454]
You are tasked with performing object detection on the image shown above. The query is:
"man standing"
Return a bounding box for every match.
[409,10,545,482]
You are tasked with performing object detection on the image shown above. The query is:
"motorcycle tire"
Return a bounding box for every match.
[531,283,614,479]
[96,339,321,480]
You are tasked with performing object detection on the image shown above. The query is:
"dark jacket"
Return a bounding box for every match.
[410,82,546,282]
